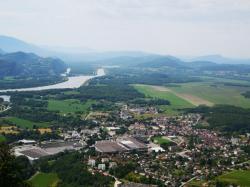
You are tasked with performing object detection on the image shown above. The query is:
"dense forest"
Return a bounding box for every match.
[0,143,34,187]
[188,105,250,133]
[99,68,200,86]
[36,152,114,187]
[0,143,114,187]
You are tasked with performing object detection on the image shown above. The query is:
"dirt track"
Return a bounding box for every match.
[150,85,214,106]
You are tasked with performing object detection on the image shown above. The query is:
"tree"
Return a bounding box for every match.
[0,143,30,187]
[14,156,35,180]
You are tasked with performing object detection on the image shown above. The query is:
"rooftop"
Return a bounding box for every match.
[95,140,126,153]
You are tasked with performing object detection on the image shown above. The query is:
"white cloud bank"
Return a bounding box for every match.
[0,0,250,57]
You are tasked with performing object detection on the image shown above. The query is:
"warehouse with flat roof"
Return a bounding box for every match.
[95,140,126,153]
[95,137,147,153]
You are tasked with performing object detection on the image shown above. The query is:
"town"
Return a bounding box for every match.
[8,104,250,187]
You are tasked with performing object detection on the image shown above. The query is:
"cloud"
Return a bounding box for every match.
[0,0,249,57]
[86,0,250,23]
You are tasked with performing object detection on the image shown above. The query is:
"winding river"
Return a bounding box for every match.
[0,68,105,93]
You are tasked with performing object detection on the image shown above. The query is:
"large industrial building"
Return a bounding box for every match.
[14,140,84,161]
[95,136,147,153]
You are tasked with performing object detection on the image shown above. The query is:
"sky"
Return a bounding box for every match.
[0,0,250,58]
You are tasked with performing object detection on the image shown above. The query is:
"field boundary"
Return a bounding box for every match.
[150,85,214,106]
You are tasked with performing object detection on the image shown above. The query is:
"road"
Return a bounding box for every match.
[179,176,197,187]
[0,106,11,113]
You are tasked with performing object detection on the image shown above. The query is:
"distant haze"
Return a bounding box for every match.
[0,0,250,58]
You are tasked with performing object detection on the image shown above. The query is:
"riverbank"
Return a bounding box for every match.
[0,68,105,92]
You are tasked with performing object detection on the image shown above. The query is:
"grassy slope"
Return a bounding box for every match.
[217,170,250,186]
[133,84,194,115]
[29,172,59,187]
[48,99,95,114]
[7,117,49,129]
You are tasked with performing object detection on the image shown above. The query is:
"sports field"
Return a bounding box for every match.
[216,170,250,186]
[152,136,171,145]
[48,99,95,114]
[7,117,49,129]
[29,172,59,187]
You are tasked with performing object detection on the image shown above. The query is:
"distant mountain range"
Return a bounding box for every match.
[136,56,186,68]
[0,35,45,54]
[0,51,66,78]
[182,54,250,65]
[0,35,153,62]
[1,35,250,70]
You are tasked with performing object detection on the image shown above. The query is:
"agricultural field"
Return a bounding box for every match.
[169,81,250,108]
[48,99,95,115]
[85,111,109,120]
[29,172,59,187]
[133,84,194,115]
[216,170,250,186]
[38,128,52,134]
[7,117,49,129]
[133,77,250,114]
[63,90,80,95]
[0,126,19,134]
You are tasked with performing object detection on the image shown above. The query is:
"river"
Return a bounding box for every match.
[0,68,105,93]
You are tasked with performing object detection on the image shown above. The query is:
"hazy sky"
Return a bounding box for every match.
[0,0,250,57]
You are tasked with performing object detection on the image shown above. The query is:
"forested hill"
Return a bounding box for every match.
[135,56,186,68]
[0,52,67,78]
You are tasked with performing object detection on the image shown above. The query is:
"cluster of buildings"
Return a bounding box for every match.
[86,108,249,186]
[88,157,117,171]
[0,95,11,112]
[9,102,250,186]
[13,139,84,161]
[120,105,158,120]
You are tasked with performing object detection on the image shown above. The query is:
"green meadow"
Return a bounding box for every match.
[187,179,206,187]
[133,84,194,115]
[7,117,49,129]
[29,172,59,187]
[216,170,250,186]
[133,76,250,115]
[0,134,6,142]
[48,99,95,114]
[170,81,250,108]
